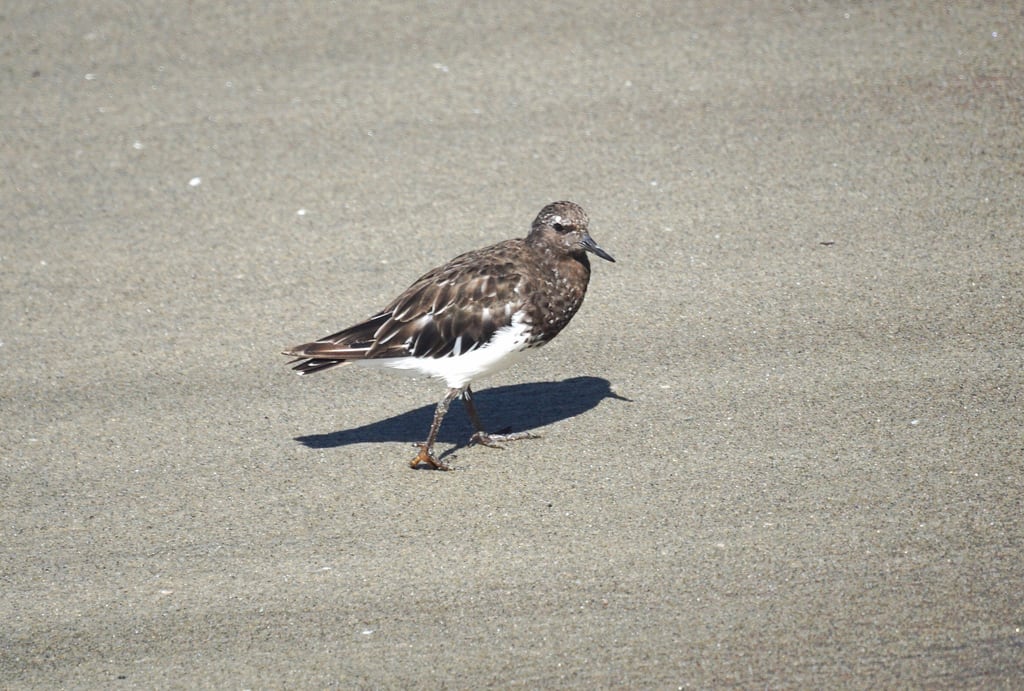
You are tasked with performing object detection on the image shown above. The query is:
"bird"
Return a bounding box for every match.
[284,201,615,470]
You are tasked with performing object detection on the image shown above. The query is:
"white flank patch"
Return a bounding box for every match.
[354,311,533,388]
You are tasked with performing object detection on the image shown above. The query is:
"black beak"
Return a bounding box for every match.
[580,233,616,263]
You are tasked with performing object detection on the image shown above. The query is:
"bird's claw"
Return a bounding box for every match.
[410,443,450,471]
[469,430,540,449]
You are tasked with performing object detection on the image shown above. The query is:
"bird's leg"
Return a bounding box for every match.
[461,386,539,448]
[411,387,464,470]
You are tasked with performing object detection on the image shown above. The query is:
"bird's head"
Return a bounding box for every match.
[529,201,615,263]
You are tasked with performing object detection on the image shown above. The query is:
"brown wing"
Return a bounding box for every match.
[283,312,391,373]
[284,241,531,372]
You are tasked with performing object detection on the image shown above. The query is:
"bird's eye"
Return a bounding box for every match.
[552,222,565,232]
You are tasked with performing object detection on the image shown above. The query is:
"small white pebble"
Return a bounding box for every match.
[132,141,144,150]
[296,208,307,216]
[188,177,202,187]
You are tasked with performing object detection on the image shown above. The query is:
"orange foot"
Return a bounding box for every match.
[410,443,450,471]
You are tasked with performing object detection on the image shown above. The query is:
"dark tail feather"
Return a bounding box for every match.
[284,312,390,375]
[285,356,347,375]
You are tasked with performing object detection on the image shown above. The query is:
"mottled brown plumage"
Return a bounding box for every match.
[284,201,614,469]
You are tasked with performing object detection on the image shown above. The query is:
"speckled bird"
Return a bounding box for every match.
[284,201,614,469]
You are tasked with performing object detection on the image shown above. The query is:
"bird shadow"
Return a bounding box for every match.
[294,376,629,457]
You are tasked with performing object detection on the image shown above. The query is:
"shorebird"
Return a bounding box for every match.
[284,201,614,469]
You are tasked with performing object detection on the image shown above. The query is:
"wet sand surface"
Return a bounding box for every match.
[2,2,1022,687]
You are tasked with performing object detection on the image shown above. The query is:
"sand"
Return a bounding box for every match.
[2,2,1022,686]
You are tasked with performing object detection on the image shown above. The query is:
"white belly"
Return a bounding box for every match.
[354,312,535,389]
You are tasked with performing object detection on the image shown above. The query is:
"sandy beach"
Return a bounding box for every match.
[2,2,1021,686]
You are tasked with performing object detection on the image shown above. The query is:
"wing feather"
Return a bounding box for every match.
[285,240,532,372]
